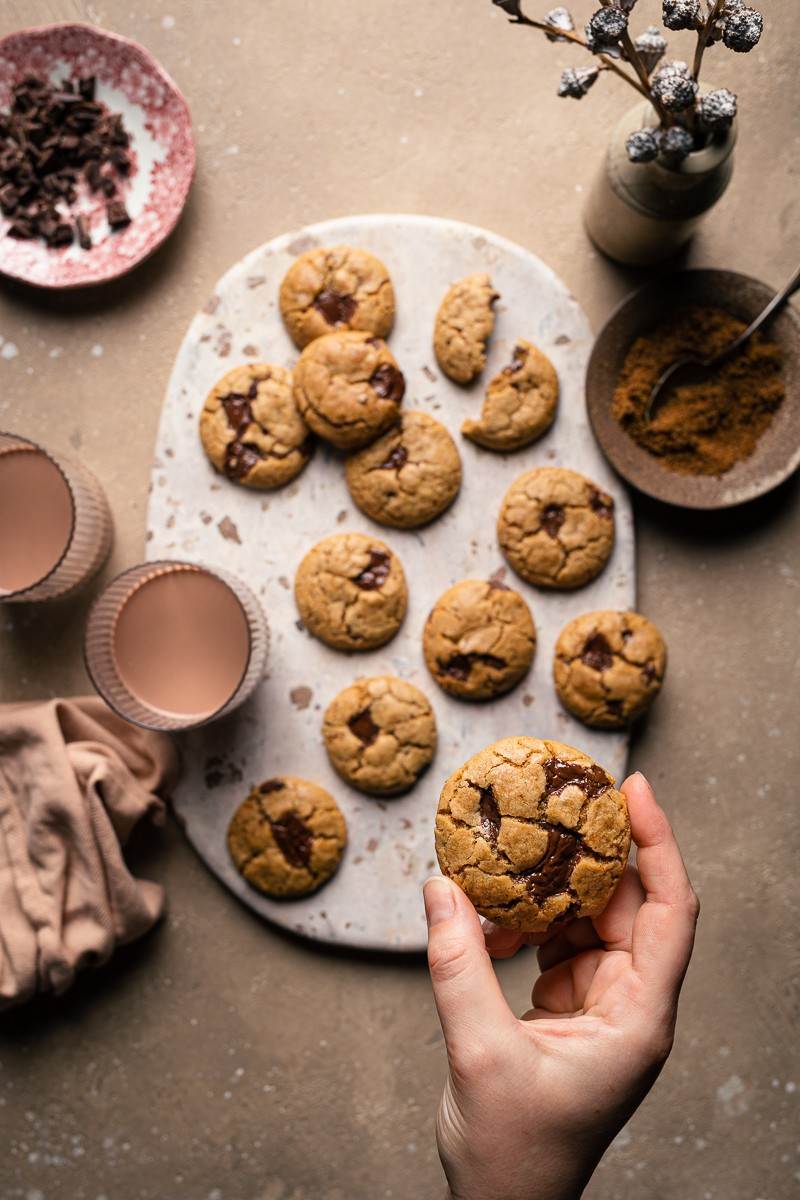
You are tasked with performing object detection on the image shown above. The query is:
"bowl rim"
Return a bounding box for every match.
[585,268,800,510]
[0,20,196,290]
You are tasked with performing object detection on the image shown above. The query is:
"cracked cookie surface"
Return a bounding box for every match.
[227,776,346,897]
[323,675,437,796]
[279,244,395,349]
[497,466,615,589]
[554,610,667,729]
[293,330,405,450]
[199,362,313,489]
[435,736,630,931]
[294,532,407,651]
[434,273,498,384]
[345,410,462,528]
[462,339,559,452]
[423,578,536,700]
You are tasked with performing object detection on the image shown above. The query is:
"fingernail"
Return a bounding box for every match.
[423,877,455,928]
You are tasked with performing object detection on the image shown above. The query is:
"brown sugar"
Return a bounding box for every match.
[612,305,784,476]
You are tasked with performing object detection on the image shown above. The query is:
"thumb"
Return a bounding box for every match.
[424,877,516,1066]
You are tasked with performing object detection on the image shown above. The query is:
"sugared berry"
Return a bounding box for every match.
[658,125,695,163]
[625,128,660,163]
[722,5,763,52]
[557,65,600,98]
[544,6,574,42]
[651,60,698,111]
[662,0,701,31]
[698,87,738,130]
[585,6,628,52]
[634,26,668,72]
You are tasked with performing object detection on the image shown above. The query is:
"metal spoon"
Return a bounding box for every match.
[645,263,800,421]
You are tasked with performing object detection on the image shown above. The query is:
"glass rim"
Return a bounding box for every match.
[0,431,78,601]
[83,558,255,733]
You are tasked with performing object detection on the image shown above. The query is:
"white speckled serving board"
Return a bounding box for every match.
[148,214,634,952]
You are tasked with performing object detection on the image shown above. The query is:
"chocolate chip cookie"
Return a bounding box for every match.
[293,331,405,450]
[322,675,437,796]
[497,467,615,589]
[279,244,395,349]
[462,339,559,452]
[227,776,347,898]
[344,410,462,528]
[434,273,498,384]
[435,737,630,931]
[423,577,536,700]
[294,532,407,651]
[199,362,313,488]
[554,610,667,729]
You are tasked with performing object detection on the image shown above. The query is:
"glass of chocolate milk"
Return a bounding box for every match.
[84,560,269,731]
[0,432,113,602]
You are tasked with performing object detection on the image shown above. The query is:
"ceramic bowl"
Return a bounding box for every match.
[0,22,195,288]
[586,269,800,509]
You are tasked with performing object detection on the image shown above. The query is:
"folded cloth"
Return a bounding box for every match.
[0,696,178,1009]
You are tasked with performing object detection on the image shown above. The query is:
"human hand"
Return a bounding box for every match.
[423,772,699,1200]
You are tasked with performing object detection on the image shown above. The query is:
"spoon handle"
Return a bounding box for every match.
[709,263,800,367]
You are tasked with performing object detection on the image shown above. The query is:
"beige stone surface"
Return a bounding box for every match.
[0,1,798,1198]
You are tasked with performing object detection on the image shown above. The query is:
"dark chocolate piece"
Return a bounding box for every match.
[540,503,565,538]
[225,441,262,480]
[441,652,506,681]
[478,785,501,845]
[348,708,380,746]
[378,443,408,471]
[352,550,391,590]
[313,288,356,325]
[589,488,614,519]
[581,633,614,672]
[268,813,313,870]
[521,829,579,901]
[370,363,405,404]
[543,757,610,800]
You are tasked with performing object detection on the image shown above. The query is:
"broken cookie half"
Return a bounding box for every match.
[433,273,499,384]
[462,338,559,452]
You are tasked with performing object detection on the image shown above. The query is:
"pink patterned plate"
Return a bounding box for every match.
[0,22,195,288]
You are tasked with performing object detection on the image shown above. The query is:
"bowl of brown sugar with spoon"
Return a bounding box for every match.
[586,268,800,509]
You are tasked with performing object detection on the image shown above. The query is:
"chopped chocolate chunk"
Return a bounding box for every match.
[225,441,262,480]
[369,363,406,404]
[0,74,134,251]
[352,550,391,590]
[642,661,657,683]
[441,652,506,681]
[540,503,566,538]
[487,567,509,590]
[378,443,408,471]
[521,829,579,901]
[75,213,91,250]
[503,344,528,375]
[106,198,130,228]
[259,779,285,794]
[589,488,614,519]
[313,288,357,325]
[581,633,614,672]
[543,757,611,800]
[268,812,313,870]
[221,393,253,433]
[478,785,501,845]
[348,708,380,746]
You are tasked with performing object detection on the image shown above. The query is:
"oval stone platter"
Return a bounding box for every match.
[148,213,635,952]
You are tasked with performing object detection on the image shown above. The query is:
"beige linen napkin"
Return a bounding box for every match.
[0,696,178,1009]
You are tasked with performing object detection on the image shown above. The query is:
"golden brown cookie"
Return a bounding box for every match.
[462,339,559,451]
[435,737,630,931]
[279,244,395,349]
[322,675,437,796]
[554,610,667,729]
[294,532,407,651]
[344,410,462,528]
[199,362,313,489]
[423,577,536,700]
[227,776,346,898]
[497,467,615,589]
[293,331,405,450]
[434,273,498,384]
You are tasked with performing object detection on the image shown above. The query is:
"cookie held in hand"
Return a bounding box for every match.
[435,737,630,931]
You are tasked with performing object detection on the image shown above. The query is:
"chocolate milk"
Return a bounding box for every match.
[0,446,74,593]
[113,567,250,718]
